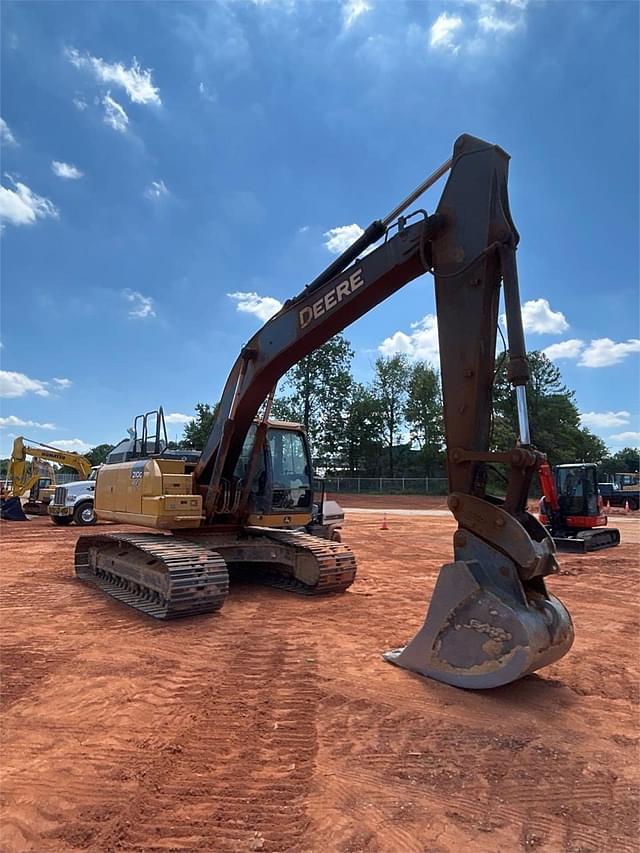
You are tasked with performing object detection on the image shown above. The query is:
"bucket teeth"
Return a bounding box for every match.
[384,534,574,689]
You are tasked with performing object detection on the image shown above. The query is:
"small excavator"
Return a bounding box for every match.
[538,461,620,551]
[75,134,574,689]
[1,437,92,521]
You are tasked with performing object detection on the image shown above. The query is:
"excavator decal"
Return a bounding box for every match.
[298,267,365,328]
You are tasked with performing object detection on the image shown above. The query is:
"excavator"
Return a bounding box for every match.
[1,437,92,521]
[75,134,574,690]
[538,461,620,552]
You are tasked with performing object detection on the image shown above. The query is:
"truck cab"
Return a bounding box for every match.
[48,467,100,526]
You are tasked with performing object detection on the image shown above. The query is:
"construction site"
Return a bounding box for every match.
[1,7,639,840]
[1,502,638,852]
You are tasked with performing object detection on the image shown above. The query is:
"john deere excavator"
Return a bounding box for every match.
[75,134,574,689]
[1,437,92,521]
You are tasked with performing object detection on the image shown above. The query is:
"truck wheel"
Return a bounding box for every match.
[73,501,96,526]
[627,498,638,511]
[52,515,73,526]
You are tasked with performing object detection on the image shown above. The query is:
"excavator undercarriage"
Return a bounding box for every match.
[75,527,357,618]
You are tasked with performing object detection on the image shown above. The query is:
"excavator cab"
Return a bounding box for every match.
[555,464,599,517]
[234,422,313,521]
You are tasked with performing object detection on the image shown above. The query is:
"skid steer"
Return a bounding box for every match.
[75,134,574,689]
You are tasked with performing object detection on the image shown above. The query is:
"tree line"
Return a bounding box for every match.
[5,333,634,479]
[177,334,637,478]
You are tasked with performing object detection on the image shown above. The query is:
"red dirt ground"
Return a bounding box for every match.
[1,512,638,852]
[331,492,637,515]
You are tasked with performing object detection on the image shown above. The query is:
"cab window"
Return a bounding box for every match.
[268,429,312,510]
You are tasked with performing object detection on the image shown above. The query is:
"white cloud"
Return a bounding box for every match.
[424,1,527,55]
[542,339,584,361]
[323,223,377,256]
[429,13,463,51]
[66,48,161,105]
[227,291,283,322]
[519,299,569,334]
[343,0,371,29]
[579,411,630,430]
[1,118,17,145]
[0,370,50,398]
[478,13,518,33]
[164,412,192,425]
[609,432,640,445]
[0,177,59,227]
[579,338,640,368]
[0,370,73,398]
[73,94,88,111]
[49,438,93,453]
[122,289,156,319]
[198,81,217,103]
[0,416,56,430]
[378,314,440,365]
[52,160,84,180]
[102,93,129,133]
[144,180,169,200]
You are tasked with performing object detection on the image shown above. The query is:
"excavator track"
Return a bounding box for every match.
[75,533,229,619]
[553,527,621,553]
[245,528,358,594]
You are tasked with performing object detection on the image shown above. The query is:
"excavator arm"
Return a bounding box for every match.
[194,133,574,688]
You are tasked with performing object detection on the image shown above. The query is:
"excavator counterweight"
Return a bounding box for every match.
[75,134,575,690]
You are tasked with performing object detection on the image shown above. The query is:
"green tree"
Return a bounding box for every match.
[182,402,220,450]
[342,383,384,474]
[492,351,608,466]
[405,362,444,475]
[273,335,354,468]
[86,444,114,466]
[600,447,640,477]
[372,354,410,476]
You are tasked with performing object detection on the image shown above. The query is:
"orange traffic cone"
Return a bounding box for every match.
[380,513,389,530]
[624,500,630,514]
[605,499,611,511]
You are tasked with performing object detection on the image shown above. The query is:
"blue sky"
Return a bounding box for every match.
[1,0,638,456]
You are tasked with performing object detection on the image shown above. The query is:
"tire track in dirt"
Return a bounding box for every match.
[310,690,638,853]
[39,594,322,852]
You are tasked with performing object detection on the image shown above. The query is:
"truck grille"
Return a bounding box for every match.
[54,486,67,506]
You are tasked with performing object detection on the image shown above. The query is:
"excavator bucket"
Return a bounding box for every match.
[1,497,29,521]
[384,533,574,689]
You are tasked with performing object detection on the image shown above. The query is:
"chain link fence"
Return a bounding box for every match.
[319,476,449,495]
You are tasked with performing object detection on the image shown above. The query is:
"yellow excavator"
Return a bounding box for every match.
[74,134,575,690]
[1,437,92,521]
